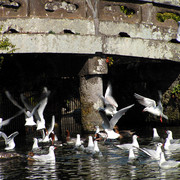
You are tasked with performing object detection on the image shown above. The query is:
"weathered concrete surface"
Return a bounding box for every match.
[0,34,102,54]
[1,33,180,62]
[80,75,103,132]
[79,57,106,132]
[104,37,180,61]
[0,18,178,41]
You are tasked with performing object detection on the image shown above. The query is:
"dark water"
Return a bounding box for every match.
[1,126,180,180]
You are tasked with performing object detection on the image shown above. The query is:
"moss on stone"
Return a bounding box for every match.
[156,12,180,22]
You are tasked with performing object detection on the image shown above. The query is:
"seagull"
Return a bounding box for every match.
[94,126,108,141]
[166,130,180,144]
[93,140,100,153]
[128,148,136,161]
[75,134,82,147]
[136,143,163,160]
[100,82,118,116]
[176,21,180,42]
[0,109,24,129]
[28,146,56,162]
[0,131,19,150]
[134,92,168,123]
[5,91,41,120]
[36,87,50,131]
[164,138,180,151]
[98,104,134,140]
[85,136,94,153]
[116,135,139,150]
[152,128,160,140]
[38,115,56,143]
[92,140,102,156]
[32,138,39,150]
[159,152,180,169]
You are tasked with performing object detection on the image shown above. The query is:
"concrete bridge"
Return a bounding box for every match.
[1,0,180,132]
[0,0,180,61]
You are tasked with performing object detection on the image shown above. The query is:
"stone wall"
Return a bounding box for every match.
[0,0,180,39]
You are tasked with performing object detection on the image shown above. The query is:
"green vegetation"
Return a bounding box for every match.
[0,25,16,53]
[48,30,55,34]
[0,25,17,69]
[171,84,180,99]
[120,6,135,17]
[156,12,180,22]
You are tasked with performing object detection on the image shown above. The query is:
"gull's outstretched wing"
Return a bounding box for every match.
[109,104,134,129]
[134,93,156,107]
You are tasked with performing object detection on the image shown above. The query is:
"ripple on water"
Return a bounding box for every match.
[0,126,180,179]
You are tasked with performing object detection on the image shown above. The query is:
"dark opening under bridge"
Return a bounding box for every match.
[1,0,180,133]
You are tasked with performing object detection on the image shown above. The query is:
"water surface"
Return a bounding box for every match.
[1,126,180,179]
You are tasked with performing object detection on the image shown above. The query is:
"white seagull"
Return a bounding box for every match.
[39,115,56,143]
[75,134,82,147]
[28,146,56,162]
[166,130,180,144]
[0,109,24,129]
[152,128,160,140]
[85,136,94,153]
[159,152,180,169]
[100,83,118,116]
[5,91,41,120]
[36,87,50,131]
[136,143,163,160]
[0,131,19,150]
[164,138,180,152]
[116,135,139,150]
[94,125,107,141]
[32,138,39,150]
[98,104,134,140]
[134,92,168,123]
[128,148,136,161]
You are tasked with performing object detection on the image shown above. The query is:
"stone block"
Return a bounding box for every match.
[0,0,28,18]
[99,1,141,24]
[29,0,86,19]
[79,56,108,76]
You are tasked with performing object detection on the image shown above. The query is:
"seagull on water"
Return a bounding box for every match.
[85,136,94,153]
[98,104,134,140]
[159,152,180,169]
[134,91,168,123]
[116,135,139,150]
[0,131,19,150]
[164,138,180,152]
[152,128,160,140]
[28,146,56,162]
[136,143,163,160]
[166,130,180,144]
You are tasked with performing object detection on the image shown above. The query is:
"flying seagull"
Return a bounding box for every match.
[134,91,168,122]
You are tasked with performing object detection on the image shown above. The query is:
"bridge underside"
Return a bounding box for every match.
[1,0,180,132]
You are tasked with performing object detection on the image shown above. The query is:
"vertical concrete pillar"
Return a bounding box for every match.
[79,56,108,132]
